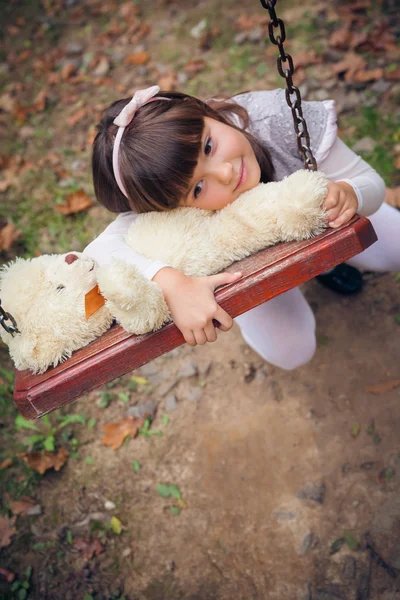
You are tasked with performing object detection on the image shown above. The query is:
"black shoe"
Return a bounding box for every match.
[316,263,364,295]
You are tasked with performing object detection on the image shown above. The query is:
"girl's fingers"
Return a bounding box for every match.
[208,271,242,291]
[194,329,207,345]
[330,207,356,228]
[327,207,342,225]
[214,306,233,332]
[204,323,218,343]
[183,330,196,346]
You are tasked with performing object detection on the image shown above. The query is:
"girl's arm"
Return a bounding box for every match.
[319,137,386,222]
[83,211,170,280]
[84,211,240,346]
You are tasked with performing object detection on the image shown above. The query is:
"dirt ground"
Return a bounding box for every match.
[1,0,400,599]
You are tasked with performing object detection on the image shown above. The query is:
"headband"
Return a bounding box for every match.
[112,85,170,199]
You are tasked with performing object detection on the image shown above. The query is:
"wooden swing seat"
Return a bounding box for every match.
[13,215,376,420]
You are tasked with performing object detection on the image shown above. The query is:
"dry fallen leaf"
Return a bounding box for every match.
[0,223,21,252]
[332,52,367,81]
[124,51,150,66]
[0,458,12,470]
[102,415,145,450]
[73,536,104,560]
[66,108,88,127]
[364,380,400,395]
[10,496,37,516]
[19,447,69,474]
[0,567,15,582]
[158,72,176,91]
[56,190,93,215]
[0,515,16,549]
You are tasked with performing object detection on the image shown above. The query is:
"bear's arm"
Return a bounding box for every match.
[127,170,328,277]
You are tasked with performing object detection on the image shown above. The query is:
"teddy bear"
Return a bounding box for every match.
[0,169,328,374]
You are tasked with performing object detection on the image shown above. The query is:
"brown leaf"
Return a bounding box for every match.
[19,447,69,474]
[73,536,104,560]
[0,515,16,549]
[56,190,93,215]
[0,458,12,470]
[10,496,36,515]
[124,51,150,66]
[184,58,207,76]
[0,223,21,251]
[364,380,400,395]
[102,416,144,450]
[61,62,77,80]
[291,50,322,70]
[352,67,383,82]
[332,52,367,81]
[0,567,15,582]
[385,68,400,81]
[66,108,88,127]
[158,72,176,92]
[385,187,400,208]
[329,27,352,49]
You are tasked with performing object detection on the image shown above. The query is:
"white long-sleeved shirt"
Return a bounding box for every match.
[84,91,385,279]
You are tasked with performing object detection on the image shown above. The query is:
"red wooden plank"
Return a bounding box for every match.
[13,216,376,419]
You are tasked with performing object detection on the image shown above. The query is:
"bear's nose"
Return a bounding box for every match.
[65,254,78,265]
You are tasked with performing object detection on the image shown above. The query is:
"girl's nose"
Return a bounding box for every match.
[215,162,233,185]
[65,254,78,265]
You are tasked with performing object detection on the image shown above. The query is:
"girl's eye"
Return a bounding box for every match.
[194,181,203,199]
[56,285,65,291]
[204,137,213,155]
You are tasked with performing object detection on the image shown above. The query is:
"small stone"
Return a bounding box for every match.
[126,400,157,419]
[166,559,175,572]
[186,387,203,403]
[299,532,314,556]
[165,394,177,412]
[352,136,376,154]
[234,31,248,45]
[359,461,374,471]
[190,19,207,39]
[104,500,116,511]
[248,26,263,43]
[93,57,110,77]
[312,89,331,101]
[243,362,256,383]
[178,362,198,378]
[65,41,83,55]
[297,481,326,504]
[177,72,188,86]
[19,126,35,140]
[140,363,159,377]
[342,556,357,582]
[273,510,296,521]
[27,504,42,516]
[122,548,131,558]
[268,379,283,402]
[158,378,179,397]
[342,463,351,473]
[315,586,346,600]
[198,359,213,378]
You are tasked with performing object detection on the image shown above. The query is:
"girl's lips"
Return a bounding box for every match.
[235,158,246,191]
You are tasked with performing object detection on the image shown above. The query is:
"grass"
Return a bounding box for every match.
[340,105,400,185]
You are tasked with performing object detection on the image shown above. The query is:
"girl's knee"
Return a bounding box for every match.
[276,332,316,370]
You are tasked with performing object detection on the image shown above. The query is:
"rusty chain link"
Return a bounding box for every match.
[0,299,19,336]
[260,0,318,171]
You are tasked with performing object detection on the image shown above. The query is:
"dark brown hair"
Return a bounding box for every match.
[92,91,275,214]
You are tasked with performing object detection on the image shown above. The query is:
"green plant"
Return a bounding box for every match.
[15,412,87,452]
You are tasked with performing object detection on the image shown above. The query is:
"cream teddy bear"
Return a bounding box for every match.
[0,170,328,374]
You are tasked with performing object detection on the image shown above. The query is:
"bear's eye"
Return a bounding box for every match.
[56,285,65,291]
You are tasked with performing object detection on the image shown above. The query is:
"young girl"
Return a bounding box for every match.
[84,85,399,370]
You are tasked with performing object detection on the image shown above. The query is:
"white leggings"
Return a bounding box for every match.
[235,203,400,370]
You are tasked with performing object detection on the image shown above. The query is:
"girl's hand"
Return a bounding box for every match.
[152,267,242,346]
[323,181,359,228]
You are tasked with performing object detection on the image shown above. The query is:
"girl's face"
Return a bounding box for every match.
[180,117,261,210]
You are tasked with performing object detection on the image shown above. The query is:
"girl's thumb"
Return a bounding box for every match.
[209,271,242,290]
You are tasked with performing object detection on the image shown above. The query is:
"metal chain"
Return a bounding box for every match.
[0,298,19,336]
[260,0,318,171]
